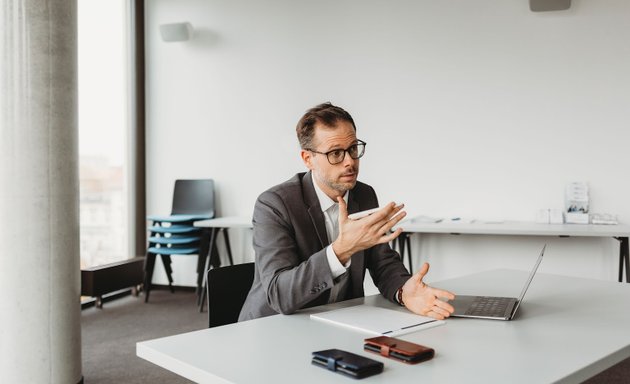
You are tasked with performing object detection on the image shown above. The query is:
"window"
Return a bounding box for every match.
[78,0,132,268]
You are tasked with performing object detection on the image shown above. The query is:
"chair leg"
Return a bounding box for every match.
[143,253,157,303]
[161,254,175,293]
[199,271,208,313]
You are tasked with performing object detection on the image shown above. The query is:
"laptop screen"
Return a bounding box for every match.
[512,245,546,315]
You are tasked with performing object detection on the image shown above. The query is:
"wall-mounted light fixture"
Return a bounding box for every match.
[159,22,194,42]
[530,0,571,12]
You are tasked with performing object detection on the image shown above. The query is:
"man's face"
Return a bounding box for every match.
[301,120,360,200]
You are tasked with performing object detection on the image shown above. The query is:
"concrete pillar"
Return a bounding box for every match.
[0,0,82,383]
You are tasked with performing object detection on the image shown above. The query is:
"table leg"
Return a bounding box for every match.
[196,229,211,296]
[398,233,406,262]
[222,229,234,265]
[198,228,219,307]
[616,236,629,283]
[397,232,413,272]
[405,233,413,272]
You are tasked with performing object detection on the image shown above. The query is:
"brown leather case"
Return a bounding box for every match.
[364,336,434,364]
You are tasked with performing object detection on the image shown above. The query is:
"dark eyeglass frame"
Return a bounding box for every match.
[306,140,367,165]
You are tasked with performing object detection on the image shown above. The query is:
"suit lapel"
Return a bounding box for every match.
[303,173,365,298]
[303,172,328,247]
[304,172,362,247]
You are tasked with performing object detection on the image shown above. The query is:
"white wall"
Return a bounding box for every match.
[145,0,630,288]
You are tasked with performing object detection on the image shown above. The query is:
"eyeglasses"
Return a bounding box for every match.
[306,140,366,165]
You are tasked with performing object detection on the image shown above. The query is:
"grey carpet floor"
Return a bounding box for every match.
[81,290,206,384]
[82,290,629,383]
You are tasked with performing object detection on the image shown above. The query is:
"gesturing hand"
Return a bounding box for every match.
[332,198,406,264]
[401,263,455,320]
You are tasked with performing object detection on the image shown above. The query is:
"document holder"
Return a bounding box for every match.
[364,336,434,364]
[311,349,384,379]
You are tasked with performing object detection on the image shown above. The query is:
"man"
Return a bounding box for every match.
[239,102,454,321]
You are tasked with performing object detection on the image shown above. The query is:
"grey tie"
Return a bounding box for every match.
[330,203,339,242]
[327,203,350,303]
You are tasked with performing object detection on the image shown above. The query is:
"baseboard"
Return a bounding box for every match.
[80,283,197,310]
[81,288,136,310]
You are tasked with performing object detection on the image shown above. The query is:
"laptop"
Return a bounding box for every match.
[449,245,545,320]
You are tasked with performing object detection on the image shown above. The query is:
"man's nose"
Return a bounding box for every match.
[341,152,357,167]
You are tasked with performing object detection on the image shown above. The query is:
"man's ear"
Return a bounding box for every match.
[300,149,314,170]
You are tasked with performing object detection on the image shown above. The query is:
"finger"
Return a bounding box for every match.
[376,228,403,244]
[389,207,406,221]
[426,310,445,320]
[382,203,406,222]
[431,287,456,301]
[392,203,405,215]
[337,197,348,221]
[405,262,429,287]
[415,262,430,283]
[378,210,407,234]
[433,299,455,314]
[363,202,399,224]
[430,305,451,318]
[386,203,405,219]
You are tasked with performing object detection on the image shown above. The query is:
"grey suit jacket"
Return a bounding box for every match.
[238,171,411,321]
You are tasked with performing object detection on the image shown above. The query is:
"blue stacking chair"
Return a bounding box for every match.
[144,179,217,302]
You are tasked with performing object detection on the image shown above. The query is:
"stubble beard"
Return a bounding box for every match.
[325,167,358,195]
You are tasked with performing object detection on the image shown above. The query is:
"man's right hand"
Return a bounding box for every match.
[332,198,406,264]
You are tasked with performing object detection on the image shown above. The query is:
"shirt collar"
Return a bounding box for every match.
[311,172,348,213]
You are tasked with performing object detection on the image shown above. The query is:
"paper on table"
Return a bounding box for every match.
[410,215,443,223]
[310,305,444,337]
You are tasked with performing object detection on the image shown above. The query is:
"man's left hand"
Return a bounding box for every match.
[401,262,455,320]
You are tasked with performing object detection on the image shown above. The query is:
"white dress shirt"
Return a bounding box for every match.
[311,174,353,303]
[311,173,352,278]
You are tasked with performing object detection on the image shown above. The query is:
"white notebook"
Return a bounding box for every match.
[310,305,444,336]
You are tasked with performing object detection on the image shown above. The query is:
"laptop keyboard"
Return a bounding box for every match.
[465,296,512,317]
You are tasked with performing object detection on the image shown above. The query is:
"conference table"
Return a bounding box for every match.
[192,217,630,284]
[194,216,254,266]
[394,220,630,283]
[137,269,630,383]
[194,217,253,311]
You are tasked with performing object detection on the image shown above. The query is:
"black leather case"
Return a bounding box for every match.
[312,349,384,379]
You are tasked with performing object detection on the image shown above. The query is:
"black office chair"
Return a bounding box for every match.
[206,262,255,328]
[144,179,221,302]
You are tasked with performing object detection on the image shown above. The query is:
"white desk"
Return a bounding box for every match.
[137,270,630,383]
[394,220,630,283]
[195,217,253,230]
